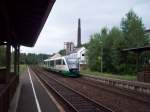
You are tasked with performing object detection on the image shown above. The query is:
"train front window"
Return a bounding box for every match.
[62,60,65,65]
[66,58,79,69]
[67,59,76,64]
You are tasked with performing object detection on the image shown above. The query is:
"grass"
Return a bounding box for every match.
[80,68,137,81]
[0,64,27,75]
[20,64,27,75]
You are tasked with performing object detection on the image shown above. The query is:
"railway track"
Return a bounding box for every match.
[37,68,150,104]
[74,76,150,104]
[47,69,150,102]
[32,67,113,112]
[37,67,150,112]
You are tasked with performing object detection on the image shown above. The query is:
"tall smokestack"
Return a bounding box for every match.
[77,18,81,47]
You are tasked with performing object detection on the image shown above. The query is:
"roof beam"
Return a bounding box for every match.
[0,0,11,41]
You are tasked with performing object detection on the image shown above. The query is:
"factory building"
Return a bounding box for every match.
[64,18,87,66]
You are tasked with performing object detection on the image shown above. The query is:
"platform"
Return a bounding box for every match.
[16,68,60,112]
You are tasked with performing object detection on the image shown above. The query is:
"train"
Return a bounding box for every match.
[43,55,80,77]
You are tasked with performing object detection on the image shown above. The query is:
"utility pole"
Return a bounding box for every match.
[100,41,103,73]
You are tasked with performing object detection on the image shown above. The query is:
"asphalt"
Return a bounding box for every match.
[17,68,60,112]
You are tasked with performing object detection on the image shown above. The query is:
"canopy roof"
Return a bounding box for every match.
[123,46,150,53]
[0,0,55,47]
[145,29,150,33]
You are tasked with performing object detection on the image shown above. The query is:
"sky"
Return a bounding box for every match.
[21,0,150,54]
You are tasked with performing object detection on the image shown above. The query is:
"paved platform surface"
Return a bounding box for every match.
[17,67,60,112]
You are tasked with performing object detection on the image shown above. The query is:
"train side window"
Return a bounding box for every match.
[49,61,51,67]
[50,60,54,66]
[56,60,58,65]
[46,62,48,66]
[56,59,61,65]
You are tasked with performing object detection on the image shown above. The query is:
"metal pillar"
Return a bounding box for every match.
[6,44,11,83]
[14,44,20,76]
[124,52,128,73]
[14,45,17,75]
[135,52,141,72]
[17,45,20,75]
[101,45,103,73]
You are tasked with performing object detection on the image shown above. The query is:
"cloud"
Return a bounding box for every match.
[21,0,150,54]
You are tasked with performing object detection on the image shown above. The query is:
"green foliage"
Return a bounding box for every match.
[121,10,148,48]
[86,10,149,75]
[59,49,66,56]
[0,46,6,67]
[103,27,124,73]
[121,10,149,74]
[87,28,107,71]
[20,53,49,65]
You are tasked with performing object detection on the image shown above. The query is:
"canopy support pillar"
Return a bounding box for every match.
[6,44,11,83]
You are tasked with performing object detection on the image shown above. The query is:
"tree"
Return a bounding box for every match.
[86,10,148,75]
[102,27,125,73]
[121,10,148,48]
[102,28,115,72]
[20,53,49,65]
[20,53,26,64]
[0,46,6,66]
[87,28,108,71]
[121,10,149,74]
[110,27,125,73]
[59,49,66,56]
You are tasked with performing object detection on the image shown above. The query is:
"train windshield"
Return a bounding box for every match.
[66,58,79,69]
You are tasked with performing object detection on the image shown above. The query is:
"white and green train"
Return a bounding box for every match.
[43,56,80,77]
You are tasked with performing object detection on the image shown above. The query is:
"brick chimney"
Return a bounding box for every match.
[77,18,81,47]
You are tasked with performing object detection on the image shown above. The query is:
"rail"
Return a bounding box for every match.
[83,74,150,95]
[32,67,113,112]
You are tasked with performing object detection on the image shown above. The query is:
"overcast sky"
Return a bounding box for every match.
[21,0,150,54]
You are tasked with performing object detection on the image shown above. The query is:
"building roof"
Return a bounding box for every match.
[123,46,150,53]
[68,48,82,54]
[50,53,62,59]
[145,29,150,33]
[0,0,55,47]
[69,47,86,54]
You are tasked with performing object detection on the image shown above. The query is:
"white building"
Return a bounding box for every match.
[68,47,87,65]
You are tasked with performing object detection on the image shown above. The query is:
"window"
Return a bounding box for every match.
[63,60,65,65]
[48,61,50,67]
[50,60,54,66]
[56,59,61,65]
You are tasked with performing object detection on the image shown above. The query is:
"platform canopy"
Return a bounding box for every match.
[123,46,150,53]
[0,0,55,47]
[145,29,150,34]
